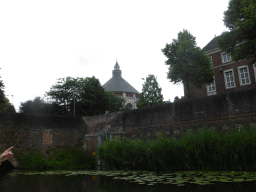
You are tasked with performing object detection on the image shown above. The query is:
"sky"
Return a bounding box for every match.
[0,0,230,112]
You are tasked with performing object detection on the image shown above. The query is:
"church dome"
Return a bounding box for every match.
[103,61,139,94]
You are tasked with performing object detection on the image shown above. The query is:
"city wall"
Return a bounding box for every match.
[0,113,87,168]
[83,88,256,153]
[1,88,256,167]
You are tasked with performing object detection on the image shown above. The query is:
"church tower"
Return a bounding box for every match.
[103,61,139,109]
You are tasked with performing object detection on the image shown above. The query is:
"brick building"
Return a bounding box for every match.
[103,61,140,109]
[184,37,256,99]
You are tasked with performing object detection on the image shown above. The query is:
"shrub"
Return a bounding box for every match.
[16,144,96,171]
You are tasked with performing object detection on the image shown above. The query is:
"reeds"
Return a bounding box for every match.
[97,124,256,171]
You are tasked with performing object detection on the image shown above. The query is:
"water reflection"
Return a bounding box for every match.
[0,170,256,192]
[0,170,99,192]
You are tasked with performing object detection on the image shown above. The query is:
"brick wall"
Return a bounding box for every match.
[184,50,256,99]
[2,87,256,164]
[83,88,256,143]
[82,111,124,134]
[0,113,87,158]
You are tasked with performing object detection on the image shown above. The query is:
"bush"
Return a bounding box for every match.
[16,144,96,171]
[16,149,47,170]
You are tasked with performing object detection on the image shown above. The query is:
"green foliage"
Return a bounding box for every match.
[162,29,215,99]
[16,149,47,170]
[19,96,54,114]
[106,91,125,112]
[97,138,149,170]
[46,147,96,170]
[45,76,123,116]
[0,96,11,112]
[0,72,11,112]
[78,77,115,116]
[136,74,164,108]
[16,144,96,171]
[217,0,256,64]
[0,80,11,112]
[98,124,256,171]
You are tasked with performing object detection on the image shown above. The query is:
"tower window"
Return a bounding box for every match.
[126,93,133,98]
[115,92,123,97]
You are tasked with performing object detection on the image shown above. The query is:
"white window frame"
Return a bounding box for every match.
[224,68,236,89]
[207,77,216,96]
[254,64,256,81]
[209,56,213,67]
[221,52,232,63]
[237,65,251,86]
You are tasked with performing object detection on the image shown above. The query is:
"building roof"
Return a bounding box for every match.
[203,36,219,52]
[103,61,140,94]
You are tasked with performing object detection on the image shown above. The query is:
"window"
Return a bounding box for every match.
[115,92,123,97]
[254,64,256,81]
[209,56,213,66]
[207,82,216,92]
[238,65,250,85]
[207,77,216,96]
[221,52,232,63]
[224,69,236,88]
[126,92,133,98]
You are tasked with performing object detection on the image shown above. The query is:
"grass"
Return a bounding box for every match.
[97,124,256,171]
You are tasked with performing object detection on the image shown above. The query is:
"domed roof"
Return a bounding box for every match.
[103,61,139,94]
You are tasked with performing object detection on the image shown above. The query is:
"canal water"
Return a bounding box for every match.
[1,169,256,192]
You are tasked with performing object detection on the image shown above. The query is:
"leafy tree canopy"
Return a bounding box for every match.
[19,96,55,114]
[0,80,11,112]
[217,0,256,64]
[136,74,164,108]
[46,76,124,116]
[105,91,125,112]
[161,29,215,98]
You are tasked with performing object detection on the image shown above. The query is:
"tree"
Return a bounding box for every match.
[217,0,256,64]
[161,29,215,99]
[76,76,109,116]
[19,96,54,114]
[0,96,11,112]
[0,79,11,112]
[20,97,43,114]
[46,76,124,116]
[46,76,83,114]
[105,91,125,112]
[136,74,164,108]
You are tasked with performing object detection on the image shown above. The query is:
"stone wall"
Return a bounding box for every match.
[83,111,124,134]
[83,88,256,143]
[0,113,87,167]
[1,87,256,166]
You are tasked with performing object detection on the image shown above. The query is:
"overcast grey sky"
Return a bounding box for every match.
[0,0,230,112]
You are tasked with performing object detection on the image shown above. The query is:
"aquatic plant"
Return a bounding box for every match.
[97,124,256,171]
